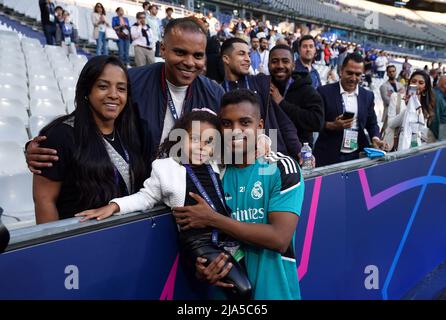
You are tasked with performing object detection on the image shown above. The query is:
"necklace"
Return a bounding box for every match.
[103,129,116,142]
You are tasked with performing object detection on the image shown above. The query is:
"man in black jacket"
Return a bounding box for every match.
[39,0,57,45]
[220,38,301,159]
[269,45,324,147]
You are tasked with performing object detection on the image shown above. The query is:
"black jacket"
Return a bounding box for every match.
[39,0,56,26]
[278,71,324,147]
[250,74,302,159]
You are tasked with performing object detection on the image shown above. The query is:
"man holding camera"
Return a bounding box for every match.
[314,53,387,167]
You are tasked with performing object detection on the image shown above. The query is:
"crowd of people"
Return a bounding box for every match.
[33,1,446,300]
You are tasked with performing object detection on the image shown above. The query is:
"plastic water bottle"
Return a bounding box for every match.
[301,143,313,170]
[410,132,418,148]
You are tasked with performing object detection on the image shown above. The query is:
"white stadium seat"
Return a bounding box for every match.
[65,98,75,113]
[0,141,28,176]
[0,89,29,112]
[29,99,67,117]
[0,116,29,144]
[29,115,59,138]
[29,85,61,101]
[0,172,36,230]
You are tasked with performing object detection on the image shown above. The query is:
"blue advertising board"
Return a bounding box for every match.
[0,147,445,299]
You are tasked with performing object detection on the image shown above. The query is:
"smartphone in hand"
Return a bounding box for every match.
[341,111,355,120]
[408,84,417,97]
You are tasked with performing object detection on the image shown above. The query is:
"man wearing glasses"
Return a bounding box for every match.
[313,53,387,167]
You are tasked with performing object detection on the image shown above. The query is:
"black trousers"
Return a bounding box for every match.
[182,236,252,300]
[43,24,56,45]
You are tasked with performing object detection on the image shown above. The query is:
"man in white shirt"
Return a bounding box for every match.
[131,12,155,67]
[258,37,269,75]
[146,4,161,57]
[206,11,219,37]
[375,50,388,79]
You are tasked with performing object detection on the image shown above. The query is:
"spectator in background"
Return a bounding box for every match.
[375,50,388,79]
[233,18,247,35]
[258,37,270,75]
[386,70,445,150]
[314,54,387,167]
[32,56,147,224]
[204,19,224,83]
[112,7,131,67]
[268,44,324,148]
[363,51,373,88]
[402,56,412,80]
[91,2,109,56]
[39,0,57,45]
[55,11,78,55]
[206,11,220,37]
[146,4,161,57]
[380,65,404,123]
[430,68,439,88]
[323,43,331,66]
[327,65,339,84]
[249,20,259,39]
[161,7,174,37]
[337,45,347,77]
[249,37,261,75]
[435,75,446,140]
[330,43,339,68]
[54,5,64,40]
[131,12,155,67]
[295,35,321,89]
[142,1,151,17]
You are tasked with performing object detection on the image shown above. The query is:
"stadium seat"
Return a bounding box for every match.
[29,85,61,101]
[29,99,67,117]
[61,87,76,103]
[29,76,59,87]
[0,75,27,89]
[0,116,29,144]
[58,78,77,91]
[0,172,36,230]
[0,98,29,122]
[0,141,28,176]
[29,115,59,138]
[65,98,75,113]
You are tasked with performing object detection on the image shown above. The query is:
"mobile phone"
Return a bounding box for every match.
[408,84,417,96]
[341,111,355,120]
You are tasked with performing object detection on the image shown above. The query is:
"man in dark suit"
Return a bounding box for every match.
[314,53,387,167]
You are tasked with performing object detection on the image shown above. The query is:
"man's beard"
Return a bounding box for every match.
[271,76,288,93]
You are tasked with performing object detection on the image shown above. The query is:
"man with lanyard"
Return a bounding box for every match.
[25,17,224,175]
[379,65,405,126]
[268,44,324,148]
[39,0,57,45]
[173,89,305,300]
[220,37,301,160]
[314,53,387,167]
[295,35,321,89]
[258,38,270,75]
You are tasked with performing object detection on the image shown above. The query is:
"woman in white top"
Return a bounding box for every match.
[387,70,437,151]
[91,2,110,56]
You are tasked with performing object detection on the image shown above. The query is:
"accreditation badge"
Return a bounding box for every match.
[341,128,359,152]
